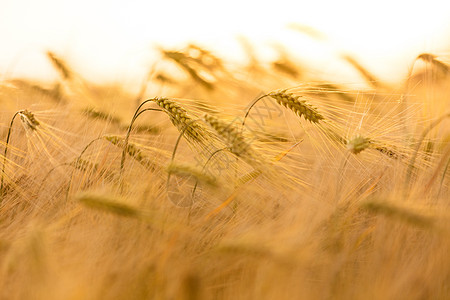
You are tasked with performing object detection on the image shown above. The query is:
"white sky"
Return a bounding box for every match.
[1,0,449,87]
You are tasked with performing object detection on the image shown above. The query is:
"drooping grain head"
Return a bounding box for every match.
[417,53,449,74]
[104,135,156,170]
[104,135,139,158]
[341,54,381,88]
[167,163,218,188]
[18,110,40,131]
[161,49,214,90]
[203,114,255,159]
[152,97,207,143]
[417,53,437,63]
[77,193,140,218]
[83,107,122,126]
[46,51,73,80]
[268,90,324,123]
[361,200,435,229]
[346,135,400,158]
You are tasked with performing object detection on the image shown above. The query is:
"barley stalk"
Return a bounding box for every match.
[191,147,228,198]
[268,90,325,123]
[204,114,257,162]
[120,97,208,179]
[152,97,208,143]
[242,90,325,129]
[18,110,40,131]
[1,110,41,200]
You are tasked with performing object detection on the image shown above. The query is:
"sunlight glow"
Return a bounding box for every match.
[1,0,449,86]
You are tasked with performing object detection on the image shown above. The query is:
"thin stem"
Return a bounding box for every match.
[38,162,71,195]
[65,136,103,200]
[168,119,202,182]
[1,111,20,200]
[405,112,450,189]
[335,152,351,204]
[166,118,204,206]
[119,98,162,177]
[241,94,269,129]
[191,147,229,198]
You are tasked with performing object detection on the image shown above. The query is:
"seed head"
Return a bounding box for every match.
[203,114,254,158]
[153,97,206,142]
[346,135,371,155]
[268,90,324,123]
[18,110,40,131]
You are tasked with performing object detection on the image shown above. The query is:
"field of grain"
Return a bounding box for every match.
[0,44,449,300]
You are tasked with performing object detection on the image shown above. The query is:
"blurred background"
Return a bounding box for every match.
[1,0,449,89]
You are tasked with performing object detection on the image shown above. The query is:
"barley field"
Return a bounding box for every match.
[0,43,449,300]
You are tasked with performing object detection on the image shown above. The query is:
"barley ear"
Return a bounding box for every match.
[346,135,371,155]
[1,110,40,199]
[46,51,73,80]
[204,114,257,161]
[152,97,208,143]
[241,90,325,129]
[361,199,435,229]
[167,163,218,188]
[268,90,325,123]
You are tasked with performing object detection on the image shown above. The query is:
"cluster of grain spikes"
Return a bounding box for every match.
[159,44,229,91]
[116,96,213,179]
[243,88,405,161]
[67,133,161,192]
[161,48,214,90]
[242,89,347,154]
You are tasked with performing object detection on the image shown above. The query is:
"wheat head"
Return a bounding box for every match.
[268,90,324,123]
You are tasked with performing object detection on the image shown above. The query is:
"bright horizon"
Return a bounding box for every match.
[1,0,450,89]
